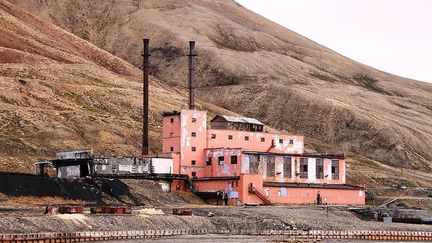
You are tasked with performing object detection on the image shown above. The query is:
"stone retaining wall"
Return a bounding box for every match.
[1,229,432,242]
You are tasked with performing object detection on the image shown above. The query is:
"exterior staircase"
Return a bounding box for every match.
[248,183,274,205]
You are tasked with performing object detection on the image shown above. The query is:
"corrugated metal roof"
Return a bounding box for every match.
[218,115,264,125]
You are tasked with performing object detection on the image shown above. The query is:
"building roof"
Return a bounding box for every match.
[211,115,264,126]
[162,111,180,117]
[242,151,345,159]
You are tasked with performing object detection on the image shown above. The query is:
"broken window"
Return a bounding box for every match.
[228,135,233,140]
[191,132,196,137]
[316,159,324,179]
[206,157,211,166]
[218,156,224,165]
[300,158,308,179]
[249,155,260,174]
[192,118,196,123]
[266,156,275,177]
[331,160,339,180]
[211,134,216,139]
[170,147,174,152]
[261,137,265,142]
[230,155,237,164]
[245,136,249,141]
[192,147,196,152]
[283,157,292,178]
[191,160,196,165]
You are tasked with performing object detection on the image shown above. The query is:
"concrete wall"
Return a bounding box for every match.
[92,157,151,174]
[152,158,173,174]
[56,150,92,159]
[204,148,242,177]
[263,186,365,205]
[91,157,173,175]
[207,129,304,154]
[238,174,264,205]
[57,165,81,178]
[162,110,207,178]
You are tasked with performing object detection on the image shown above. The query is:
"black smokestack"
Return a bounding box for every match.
[142,38,150,155]
[188,41,197,110]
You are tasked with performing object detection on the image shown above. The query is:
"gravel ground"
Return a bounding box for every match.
[0,206,431,234]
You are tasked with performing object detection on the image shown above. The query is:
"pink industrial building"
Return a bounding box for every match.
[162,109,365,205]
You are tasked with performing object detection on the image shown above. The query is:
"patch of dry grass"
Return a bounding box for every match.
[6,196,91,205]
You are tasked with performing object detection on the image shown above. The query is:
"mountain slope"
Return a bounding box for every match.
[0,0,235,172]
[10,0,432,172]
[1,0,432,195]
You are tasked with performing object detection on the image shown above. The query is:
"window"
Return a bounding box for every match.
[170,147,174,152]
[191,132,196,137]
[170,118,174,123]
[283,157,292,178]
[218,156,224,165]
[191,172,196,177]
[266,157,275,177]
[211,134,216,139]
[316,159,324,179]
[289,139,294,145]
[245,136,249,141]
[192,118,196,123]
[228,135,233,140]
[261,137,265,142]
[249,155,260,174]
[206,157,211,166]
[231,181,235,188]
[192,147,196,151]
[331,160,339,180]
[230,155,237,164]
[279,139,283,143]
[300,158,308,178]
[191,160,196,165]
[170,132,174,137]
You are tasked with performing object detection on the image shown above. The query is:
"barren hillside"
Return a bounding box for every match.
[1,0,432,193]
[0,0,235,172]
[10,0,432,173]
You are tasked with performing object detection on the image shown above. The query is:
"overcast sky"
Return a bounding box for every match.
[236,0,432,83]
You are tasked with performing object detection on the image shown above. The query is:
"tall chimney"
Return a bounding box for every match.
[188,41,197,110]
[142,38,150,155]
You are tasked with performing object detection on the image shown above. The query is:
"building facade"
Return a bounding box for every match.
[162,109,365,205]
[51,150,173,178]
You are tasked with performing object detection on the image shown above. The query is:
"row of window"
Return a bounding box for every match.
[191,132,295,144]
[203,155,238,166]
[169,117,197,123]
[266,158,339,180]
[188,156,239,166]
[169,146,197,152]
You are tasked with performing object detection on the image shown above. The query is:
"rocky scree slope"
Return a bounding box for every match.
[0,0,235,172]
[9,0,432,172]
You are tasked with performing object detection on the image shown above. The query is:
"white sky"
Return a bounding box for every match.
[236,0,432,83]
